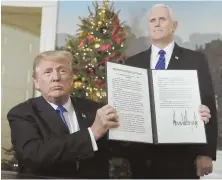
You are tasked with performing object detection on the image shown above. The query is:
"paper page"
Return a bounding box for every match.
[152,70,206,143]
[106,62,153,143]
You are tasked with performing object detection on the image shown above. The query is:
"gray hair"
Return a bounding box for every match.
[148,4,176,21]
[32,50,73,78]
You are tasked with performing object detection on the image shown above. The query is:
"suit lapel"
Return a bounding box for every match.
[34,96,69,135]
[167,43,184,69]
[70,97,90,129]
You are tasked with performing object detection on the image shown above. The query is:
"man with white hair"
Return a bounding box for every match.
[125,4,218,179]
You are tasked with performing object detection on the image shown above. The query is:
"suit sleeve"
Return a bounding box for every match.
[197,53,218,160]
[7,104,95,169]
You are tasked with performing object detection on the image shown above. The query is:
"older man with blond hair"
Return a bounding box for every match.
[7,50,119,178]
[125,4,218,179]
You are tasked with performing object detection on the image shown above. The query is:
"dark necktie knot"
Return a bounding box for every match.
[158,50,166,56]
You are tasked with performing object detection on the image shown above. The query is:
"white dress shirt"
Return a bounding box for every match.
[150,41,175,69]
[47,98,98,151]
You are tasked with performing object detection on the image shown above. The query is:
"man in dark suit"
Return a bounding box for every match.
[125,4,218,179]
[7,50,120,178]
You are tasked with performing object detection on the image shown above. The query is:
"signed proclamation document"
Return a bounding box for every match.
[106,62,206,144]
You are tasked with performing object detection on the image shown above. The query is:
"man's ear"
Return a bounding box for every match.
[173,21,178,33]
[33,77,40,91]
[70,72,74,86]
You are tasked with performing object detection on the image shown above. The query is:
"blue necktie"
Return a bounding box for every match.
[155,50,166,69]
[56,105,69,129]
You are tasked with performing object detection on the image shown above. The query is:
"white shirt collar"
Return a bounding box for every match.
[47,97,73,113]
[151,41,175,57]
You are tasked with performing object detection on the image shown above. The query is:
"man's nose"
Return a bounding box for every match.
[155,20,160,27]
[51,71,60,81]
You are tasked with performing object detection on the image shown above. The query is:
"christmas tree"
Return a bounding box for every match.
[65,0,127,103]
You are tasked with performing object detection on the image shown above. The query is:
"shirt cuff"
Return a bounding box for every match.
[88,127,98,151]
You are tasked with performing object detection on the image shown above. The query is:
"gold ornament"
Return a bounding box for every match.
[96,92,101,97]
[88,92,97,102]
[73,75,78,80]
[92,93,99,102]
[74,81,82,88]
[81,77,86,82]
[95,43,100,48]
[99,65,105,71]
[92,58,97,63]
[98,21,102,25]
[101,91,106,97]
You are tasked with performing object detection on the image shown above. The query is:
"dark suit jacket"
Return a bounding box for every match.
[124,44,218,176]
[7,96,109,179]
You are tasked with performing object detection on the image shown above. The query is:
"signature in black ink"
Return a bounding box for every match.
[173,110,198,129]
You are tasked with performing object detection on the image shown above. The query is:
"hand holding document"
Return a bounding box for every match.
[106,62,206,144]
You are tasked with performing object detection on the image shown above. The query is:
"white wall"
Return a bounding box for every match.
[1,2,58,159]
[1,1,59,97]
[1,13,40,159]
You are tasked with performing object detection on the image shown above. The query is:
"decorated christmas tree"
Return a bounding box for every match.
[65,0,127,103]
